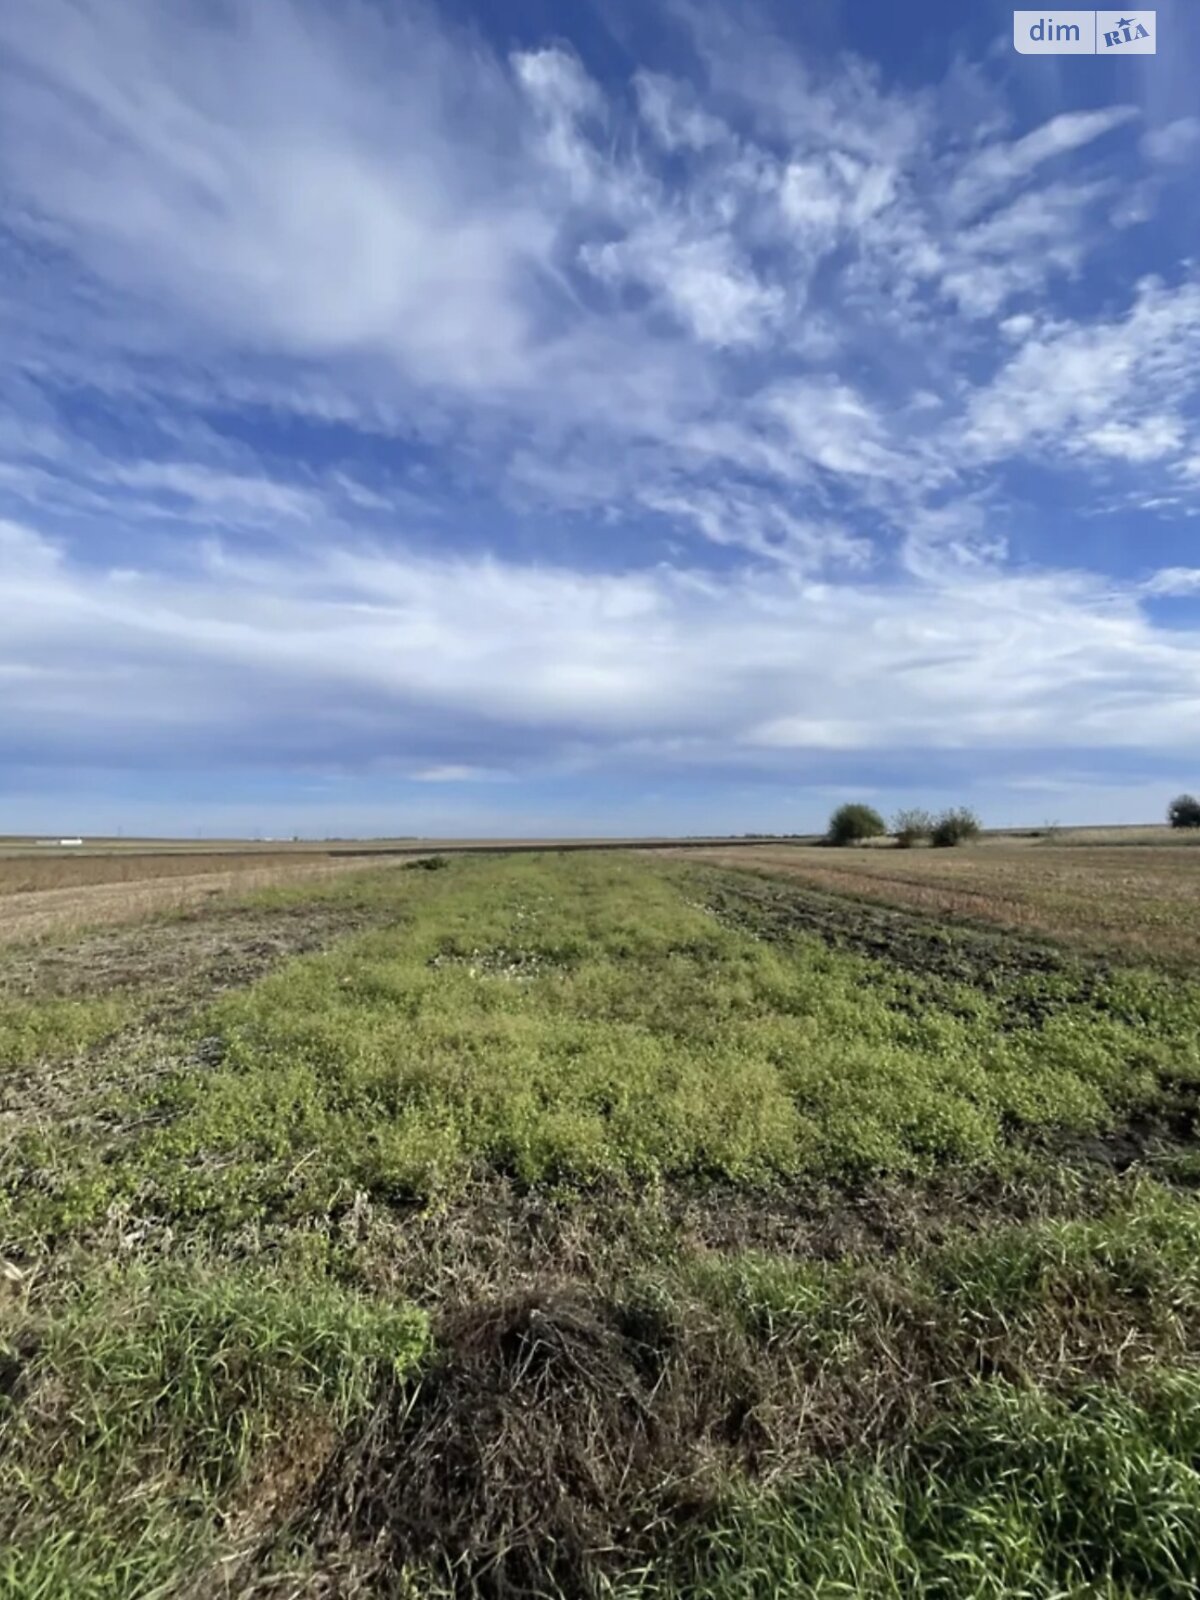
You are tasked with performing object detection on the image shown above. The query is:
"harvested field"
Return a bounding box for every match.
[674,838,1200,968]
[3,851,1200,1598]
[0,853,412,946]
[0,849,365,896]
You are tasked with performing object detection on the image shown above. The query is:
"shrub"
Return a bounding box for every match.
[892,809,934,849]
[1168,794,1200,830]
[931,807,982,848]
[827,804,886,847]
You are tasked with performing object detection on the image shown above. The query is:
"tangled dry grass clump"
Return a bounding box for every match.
[304,1293,671,1595]
[288,1165,1200,1596]
[296,1279,907,1597]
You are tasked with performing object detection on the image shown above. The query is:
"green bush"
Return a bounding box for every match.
[1168,794,1200,830]
[892,808,934,849]
[827,803,886,847]
[931,807,982,848]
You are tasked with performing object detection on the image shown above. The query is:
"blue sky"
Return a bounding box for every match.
[1,0,1199,837]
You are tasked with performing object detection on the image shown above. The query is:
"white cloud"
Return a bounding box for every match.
[0,0,1196,812]
[512,45,609,201]
[999,312,1036,341]
[4,522,1200,771]
[412,765,509,782]
[962,276,1200,463]
[107,461,321,519]
[688,8,932,163]
[761,380,909,479]
[582,222,783,347]
[1084,417,1186,463]
[0,0,1175,532]
[513,46,603,122]
[634,71,727,152]
[0,420,401,534]
[947,107,1138,220]
[1142,568,1200,597]
[637,486,872,570]
[1142,117,1200,165]
[779,151,896,238]
[0,0,549,392]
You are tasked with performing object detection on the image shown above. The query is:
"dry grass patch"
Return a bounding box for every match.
[0,855,410,946]
[0,849,345,897]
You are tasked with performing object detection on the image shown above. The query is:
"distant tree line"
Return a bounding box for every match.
[827,794,1200,846]
[826,804,981,849]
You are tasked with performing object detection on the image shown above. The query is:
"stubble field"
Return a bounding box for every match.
[676,834,1200,969]
[3,840,1200,1597]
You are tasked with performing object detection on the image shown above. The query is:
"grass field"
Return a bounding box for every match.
[3,848,1200,1597]
[0,837,771,945]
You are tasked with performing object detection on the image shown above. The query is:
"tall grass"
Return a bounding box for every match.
[649,1371,1200,1599]
[1,1256,426,1597]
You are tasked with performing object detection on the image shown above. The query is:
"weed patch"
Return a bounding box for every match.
[10,855,1198,1248]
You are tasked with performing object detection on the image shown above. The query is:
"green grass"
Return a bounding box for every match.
[649,1369,1200,1600]
[3,852,1200,1596]
[0,995,137,1072]
[0,1251,426,1598]
[7,853,1199,1243]
[634,1187,1200,1599]
[678,1182,1200,1383]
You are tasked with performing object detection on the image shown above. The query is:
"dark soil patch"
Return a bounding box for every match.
[696,867,1117,1028]
[1055,1125,1162,1175]
[665,1169,1107,1259]
[700,868,1076,986]
[1043,1103,1198,1176]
